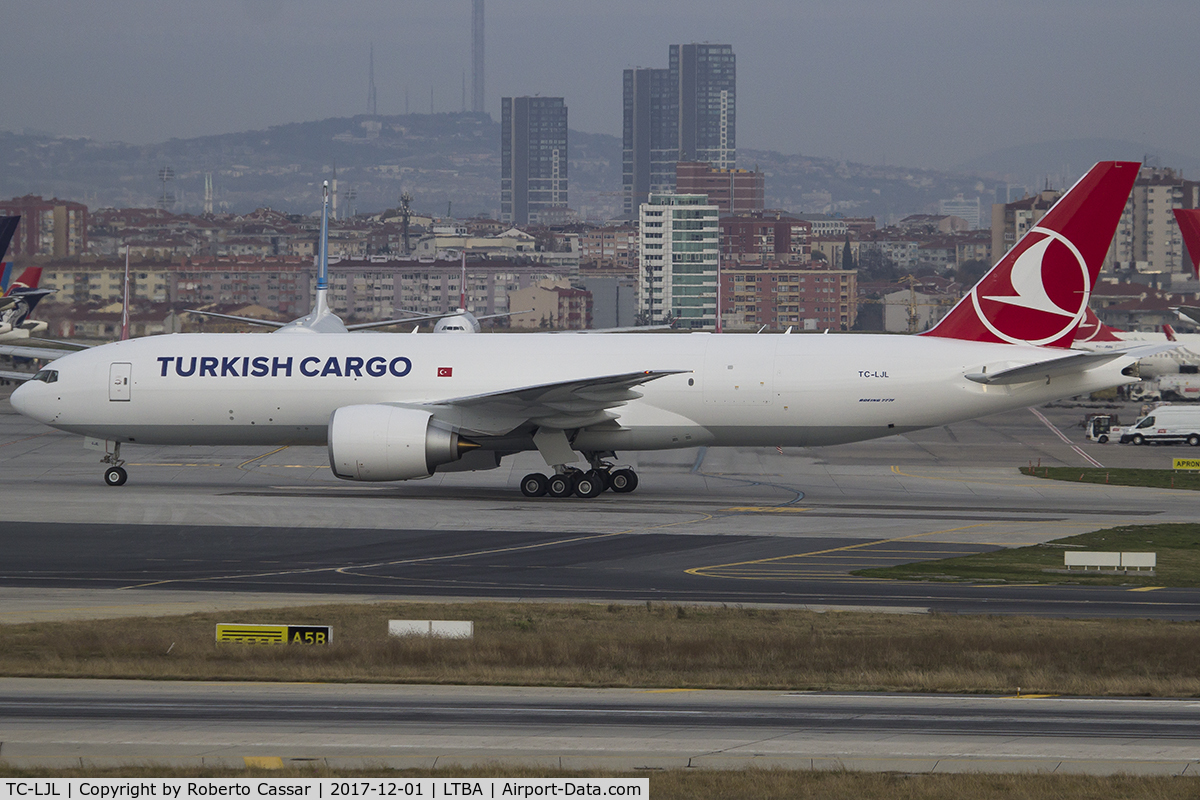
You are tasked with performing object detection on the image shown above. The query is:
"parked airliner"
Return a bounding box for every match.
[7,162,1170,497]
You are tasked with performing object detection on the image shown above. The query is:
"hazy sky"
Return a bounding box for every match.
[5,0,1197,169]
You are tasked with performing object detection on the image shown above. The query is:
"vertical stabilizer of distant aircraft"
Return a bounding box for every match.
[925,161,1139,347]
[1074,307,1125,343]
[1174,208,1200,280]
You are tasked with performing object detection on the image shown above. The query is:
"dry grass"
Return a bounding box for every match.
[0,764,1196,800]
[5,601,1200,696]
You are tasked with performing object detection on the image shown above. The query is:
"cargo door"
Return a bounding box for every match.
[109,362,132,401]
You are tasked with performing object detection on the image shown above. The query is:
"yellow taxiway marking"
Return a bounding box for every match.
[243,757,284,770]
[128,463,224,467]
[639,688,702,693]
[686,523,993,580]
[1003,694,1058,699]
[722,506,810,513]
[237,446,290,470]
[1128,586,1165,592]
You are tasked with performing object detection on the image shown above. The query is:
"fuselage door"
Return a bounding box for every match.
[109,362,132,401]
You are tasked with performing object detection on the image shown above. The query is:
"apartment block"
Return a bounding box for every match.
[676,162,763,214]
[722,267,856,331]
[639,193,719,329]
[0,195,88,256]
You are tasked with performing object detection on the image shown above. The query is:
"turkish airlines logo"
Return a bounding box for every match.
[1075,309,1102,342]
[437,366,453,377]
[970,227,1090,346]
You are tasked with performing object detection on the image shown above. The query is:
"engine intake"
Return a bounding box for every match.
[328,404,476,481]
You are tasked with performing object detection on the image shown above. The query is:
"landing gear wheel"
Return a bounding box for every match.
[1188,434,1200,447]
[547,473,574,498]
[520,473,549,497]
[574,471,605,498]
[104,466,128,487]
[1132,433,1145,446]
[609,468,638,493]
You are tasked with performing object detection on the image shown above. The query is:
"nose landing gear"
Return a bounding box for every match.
[101,442,128,486]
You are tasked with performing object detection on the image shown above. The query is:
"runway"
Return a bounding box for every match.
[3,678,1198,775]
[2,389,1199,621]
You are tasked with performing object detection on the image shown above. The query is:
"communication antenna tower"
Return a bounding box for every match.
[471,0,484,113]
[344,187,357,219]
[156,166,175,210]
[399,192,413,255]
[367,43,378,116]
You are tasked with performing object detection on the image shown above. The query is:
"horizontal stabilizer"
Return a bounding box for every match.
[966,344,1172,385]
[1176,306,1200,326]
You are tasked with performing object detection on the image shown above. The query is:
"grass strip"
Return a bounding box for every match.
[4,600,1200,696]
[1018,465,1200,490]
[857,522,1200,588]
[1,765,1197,799]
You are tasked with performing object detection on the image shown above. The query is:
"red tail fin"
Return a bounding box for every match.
[3,266,41,295]
[924,161,1139,347]
[1163,323,1178,342]
[1074,307,1125,343]
[1174,209,1200,280]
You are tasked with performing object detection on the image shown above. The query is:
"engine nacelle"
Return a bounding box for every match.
[328,404,469,481]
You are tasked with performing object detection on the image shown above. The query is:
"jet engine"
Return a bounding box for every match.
[328,404,476,481]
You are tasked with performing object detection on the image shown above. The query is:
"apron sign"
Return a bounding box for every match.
[215,624,332,645]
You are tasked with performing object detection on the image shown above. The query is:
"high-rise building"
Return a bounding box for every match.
[638,193,719,329]
[501,96,568,226]
[0,195,88,257]
[622,68,676,217]
[622,44,736,217]
[1110,166,1200,275]
[671,44,735,169]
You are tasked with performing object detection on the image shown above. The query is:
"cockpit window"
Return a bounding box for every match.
[31,369,58,384]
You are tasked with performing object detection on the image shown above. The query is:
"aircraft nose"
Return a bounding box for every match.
[9,380,47,422]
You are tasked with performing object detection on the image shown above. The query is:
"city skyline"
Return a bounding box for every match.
[4,0,1197,173]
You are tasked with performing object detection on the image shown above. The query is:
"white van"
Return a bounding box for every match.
[1119,404,1200,446]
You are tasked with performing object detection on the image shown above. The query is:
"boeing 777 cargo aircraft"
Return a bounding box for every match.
[8,161,1170,497]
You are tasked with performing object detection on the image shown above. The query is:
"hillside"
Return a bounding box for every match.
[3,112,1004,222]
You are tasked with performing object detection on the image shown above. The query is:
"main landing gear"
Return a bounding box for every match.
[102,442,128,486]
[520,453,638,499]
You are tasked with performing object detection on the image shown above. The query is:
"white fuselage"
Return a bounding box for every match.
[12,331,1136,456]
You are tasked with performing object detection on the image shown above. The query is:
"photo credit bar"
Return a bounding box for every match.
[0,779,650,800]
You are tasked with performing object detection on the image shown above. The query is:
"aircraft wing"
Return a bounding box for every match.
[0,369,35,382]
[0,342,87,360]
[561,324,674,333]
[400,369,689,436]
[345,309,536,330]
[345,314,444,331]
[966,344,1177,385]
[186,310,288,328]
